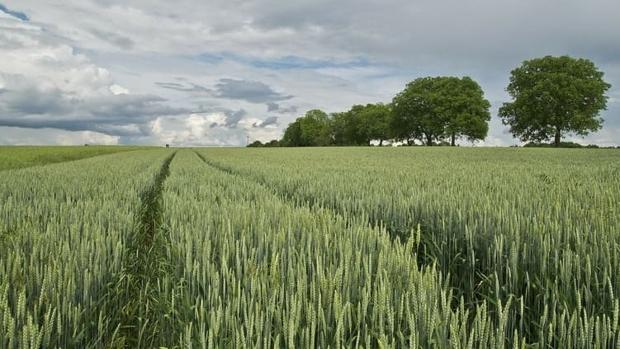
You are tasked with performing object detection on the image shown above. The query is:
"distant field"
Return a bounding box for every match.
[0,147,618,348]
[0,145,146,171]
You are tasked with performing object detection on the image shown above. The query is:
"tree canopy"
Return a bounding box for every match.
[332,104,392,146]
[499,55,611,146]
[392,76,490,145]
[281,109,332,146]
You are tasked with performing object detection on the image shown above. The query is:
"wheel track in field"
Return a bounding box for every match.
[193,150,418,241]
[96,151,177,349]
[193,150,437,275]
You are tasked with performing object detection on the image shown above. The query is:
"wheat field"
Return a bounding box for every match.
[0,147,618,348]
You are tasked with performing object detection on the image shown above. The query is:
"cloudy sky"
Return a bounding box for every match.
[0,0,618,146]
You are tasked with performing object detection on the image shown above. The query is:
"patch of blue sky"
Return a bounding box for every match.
[195,51,372,70]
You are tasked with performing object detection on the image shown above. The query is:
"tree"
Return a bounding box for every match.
[264,139,280,147]
[247,140,264,147]
[441,77,490,146]
[298,109,332,146]
[392,77,440,145]
[356,103,393,145]
[331,111,360,145]
[392,77,490,146]
[281,119,303,146]
[281,109,332,146]
[499,56,611,147]
[330,104,393,146]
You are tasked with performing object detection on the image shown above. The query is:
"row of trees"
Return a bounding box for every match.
[250,56,611,147]
[274,76,491,147]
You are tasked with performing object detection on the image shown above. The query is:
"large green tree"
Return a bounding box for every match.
[392,77,490,145]
[441,77,491,146]
[392,77,441,145]
[499,56,611,146]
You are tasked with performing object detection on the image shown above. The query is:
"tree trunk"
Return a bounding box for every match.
[451,133,456,146]
[379,139,383,146]
[426,134,433,146]
[554,128,561,147]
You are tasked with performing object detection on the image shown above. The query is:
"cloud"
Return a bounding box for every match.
[0,4,28,21]
[109,84,129,95]
[253,116,278,128]
[212,78,293,103]
[0,14,188,137]
[0,126,119,145]
[267,102,298,114]
[88,28,134,50]
[0,73,188,135]
[2,0,619,146]
[148,113,247,146]
[155,81,211,93]
[224,109,246,128]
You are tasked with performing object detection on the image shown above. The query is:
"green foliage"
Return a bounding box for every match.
[499,55,611,146]
[282,109,332,146]
[392,76,491,145]
[263,139,281,147]
[247,140,264,147]
[333,104,393,145]
[248,140,281,147]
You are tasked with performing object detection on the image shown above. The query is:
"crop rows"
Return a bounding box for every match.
[159,150,522,348]
[0,150,171,348]
[198,147,620,347]
[0,147,618,348]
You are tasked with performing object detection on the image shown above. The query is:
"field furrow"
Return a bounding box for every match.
[99,152,177,348]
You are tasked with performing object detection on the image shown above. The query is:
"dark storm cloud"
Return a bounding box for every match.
[212,78,293,103]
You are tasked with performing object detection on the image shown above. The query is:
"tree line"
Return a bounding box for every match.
[249,56,611,148]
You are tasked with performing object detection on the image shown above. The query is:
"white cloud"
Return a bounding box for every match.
[0,126,119,145]
[109,84,129,95]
